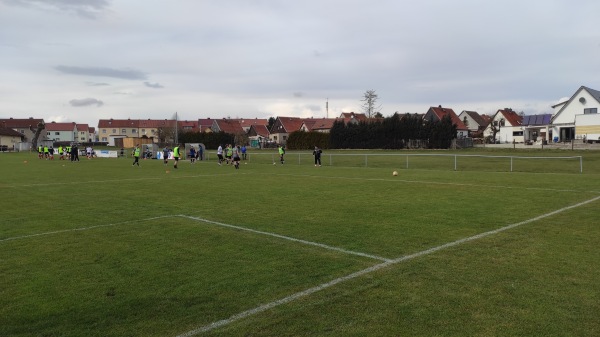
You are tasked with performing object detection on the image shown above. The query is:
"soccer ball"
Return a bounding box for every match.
[273,162,276,165]
[392,171,398,176]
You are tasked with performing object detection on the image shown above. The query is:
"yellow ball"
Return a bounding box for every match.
[392,171,398,176]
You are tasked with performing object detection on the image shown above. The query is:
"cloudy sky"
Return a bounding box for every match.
[1,0,600,127]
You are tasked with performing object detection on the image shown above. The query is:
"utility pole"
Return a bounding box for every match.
[326,98,329,118]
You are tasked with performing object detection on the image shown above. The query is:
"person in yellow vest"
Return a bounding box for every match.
[43,145,49,159]
[38,145,43,159]
[132,144,141,167]
[58,146,64,160]
[173,144,181,169]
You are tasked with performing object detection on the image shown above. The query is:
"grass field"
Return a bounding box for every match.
[1,149,600,337]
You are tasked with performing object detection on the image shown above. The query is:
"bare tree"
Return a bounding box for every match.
[361,89,382,118]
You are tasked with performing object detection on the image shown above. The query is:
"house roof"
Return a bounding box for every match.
[480,114,492,125]
[462,111,487,126]
[45,122,77,131]
[302,118,338,131]
[340,112,367,122]
[213,119,245,134]
[0,127,24,137]
[427,106,468,130]
[76,124,89,132]
[98,119,175,128]
[235,118,269,128]
[496,108,523,126]
[248,124,270,138]
[273,117,305,133]
[0,118,45,129]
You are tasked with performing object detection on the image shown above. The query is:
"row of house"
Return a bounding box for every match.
[2,86,600,150]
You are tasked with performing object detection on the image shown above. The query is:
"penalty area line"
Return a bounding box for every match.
[176,194,600,337]
[177,215,391,262]
[0,215,175,243]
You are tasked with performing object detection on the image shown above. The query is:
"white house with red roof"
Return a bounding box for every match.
[45,122,77,142]
[483,108,524,143]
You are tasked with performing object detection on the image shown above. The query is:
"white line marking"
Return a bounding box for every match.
[0,215,174,243]
[178,215,391,262]
[176,195,600,337]
[259,172,600,194]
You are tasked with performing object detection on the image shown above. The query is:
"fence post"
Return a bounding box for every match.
[510,156,513,172]
[454,155,457,171]
[365,154,368,167]
[580,156,583,173]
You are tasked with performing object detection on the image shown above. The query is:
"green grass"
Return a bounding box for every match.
[1,149,600,336]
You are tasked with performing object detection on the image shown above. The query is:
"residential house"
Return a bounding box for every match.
[178,120,199,132]
[550,86,600,142]
[339,112,367,125]
[211,119,246,135]
[0,122,24,151]
[522,114,552,144]
[236,118,269,133]
[483,108,523,143]
[45,122,77,142]
[198,118,215,132]
[299,118,338,133]
[269,117,306,145]
[457,110,488,137]
[75,124,90,143]
[0,117,45,146]
[98,119,174,145]
[423,106,469,138]
[247,124,270,148]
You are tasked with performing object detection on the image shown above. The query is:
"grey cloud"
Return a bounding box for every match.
[144,82,164,89]
[293,92,304,98]
[86,81,109,86]
[3,0,111,19]
[56,65,147,80]
[69,98,104,107]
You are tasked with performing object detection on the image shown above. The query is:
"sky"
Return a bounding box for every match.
[1,0,600,128]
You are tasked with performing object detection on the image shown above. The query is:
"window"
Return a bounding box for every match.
[101,137,107,142]
[500,118,506,127]
[121,129,126,133]
[55,132,60,136]
[132,129,137,133]
[283,135,287,141]
[80,131,85,135]
[47,132,50,136]
[102,129,106,134]
[20,129,25,134]
[512,131,523,136]
[584,108,598,114]
[112,129,116,133]
[141,129,146,133]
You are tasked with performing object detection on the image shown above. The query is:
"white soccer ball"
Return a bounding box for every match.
[392,171,398,176]
[273,162,276,165]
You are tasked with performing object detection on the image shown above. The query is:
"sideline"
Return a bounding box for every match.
[176,194,600,337]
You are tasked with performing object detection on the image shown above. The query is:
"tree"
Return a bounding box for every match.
[361,89,382,118]
[268,117,276,131]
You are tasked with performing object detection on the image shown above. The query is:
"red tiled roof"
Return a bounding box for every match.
[249,124,270,138]
[302,118,337,131]
[275,117,305,133]
[0,127,24,137]
[497,108,523,126]
[45,122,77,131]
[214,119,245,134]
[427,106,468,130]
[0,118,45,129]
[339,112,367,122]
